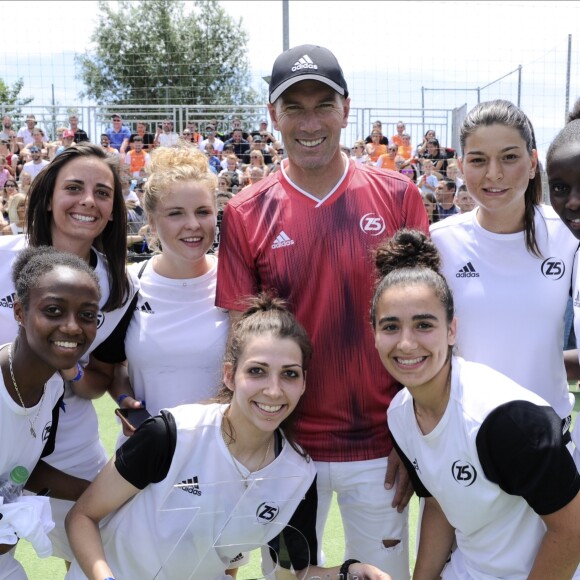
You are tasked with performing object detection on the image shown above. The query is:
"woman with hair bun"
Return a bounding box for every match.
[372,229,580,579]
[430,100,578,427]
[65,294,391,580]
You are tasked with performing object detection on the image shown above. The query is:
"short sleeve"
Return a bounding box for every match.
[215,203,260,311]
[476,401,580,515]
[115,410,177,489]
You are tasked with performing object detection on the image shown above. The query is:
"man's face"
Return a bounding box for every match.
[232,119,242,130]
[30,149,42,161]
[268,80,349,173]
[396,123,405,135]
[112,117,122,129]
[101,136,111,147]
[3,117,12,129]
[232,130,243,143]
[69,116,78,129]
[163,120,173,133]
[187,123,197,133]
[435,183,454,204]
[26,118,36,130]
[134,139,143,151]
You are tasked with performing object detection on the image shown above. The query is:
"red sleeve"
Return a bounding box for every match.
[216,202,259,311]
[401,181,430,235]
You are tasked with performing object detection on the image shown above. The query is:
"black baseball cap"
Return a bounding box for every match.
[269,44,348,103]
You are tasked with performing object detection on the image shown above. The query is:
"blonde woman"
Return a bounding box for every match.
[1,193,26,235]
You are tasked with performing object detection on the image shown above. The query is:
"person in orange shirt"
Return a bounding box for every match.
[391,121,406,147]
[366,129,388,163]
[376,144,399,171]
[124,137,150,177]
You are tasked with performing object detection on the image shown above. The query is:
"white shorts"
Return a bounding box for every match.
[315,457,410,579]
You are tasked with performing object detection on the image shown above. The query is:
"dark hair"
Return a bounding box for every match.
[460,100,542,256]
[214,293,312,458]
[26,142,129,311]
[427,138,441,154]
[423,192,440,224]
[12,246,100,310]
[439,178,456,192]
[370,230,454,328]
[546,98,580,166]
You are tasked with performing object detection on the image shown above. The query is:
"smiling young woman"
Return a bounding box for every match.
[65,295,391,580]
[0,247,101,578]
[371,229,580,579]
[430,100,578,426]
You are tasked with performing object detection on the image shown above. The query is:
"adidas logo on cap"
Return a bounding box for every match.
[272,230,295,250]
[456,262,479,278]
[292,54,318,72]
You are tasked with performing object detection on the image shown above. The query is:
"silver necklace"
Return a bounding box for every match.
[8,343,46,438]
[222,419,272,489]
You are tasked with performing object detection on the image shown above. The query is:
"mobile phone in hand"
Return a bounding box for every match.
[115,407,152,432]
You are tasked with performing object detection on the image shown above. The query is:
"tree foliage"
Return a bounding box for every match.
[0,78,33,115]
[76,0,258,107]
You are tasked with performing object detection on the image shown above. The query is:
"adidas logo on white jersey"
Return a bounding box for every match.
[456,262,479,278]
[292,54,318,72]
[272,231,295,249]
[138,301,155,314]
[0,292,16,308]
[177,476,201,496]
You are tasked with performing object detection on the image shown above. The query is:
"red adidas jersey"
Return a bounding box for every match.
[216,160,429,461]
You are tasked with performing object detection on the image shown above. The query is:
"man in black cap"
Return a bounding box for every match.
[217,45,428,578]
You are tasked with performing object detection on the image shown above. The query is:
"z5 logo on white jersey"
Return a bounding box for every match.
[359,213,386,236]
[451,460,477,487]
[541,258,565,280]
[256,502,279,524]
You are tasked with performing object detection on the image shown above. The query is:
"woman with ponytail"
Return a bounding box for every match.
[430,100,578,427]
[65,295,391,580]
[372,229,580,579]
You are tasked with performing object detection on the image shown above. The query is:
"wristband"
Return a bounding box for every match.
[117,394,129,405]
[339,559,360,578]
[71,363,83,382]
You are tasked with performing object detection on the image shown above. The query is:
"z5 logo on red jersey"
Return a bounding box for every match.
[359,213,386,236]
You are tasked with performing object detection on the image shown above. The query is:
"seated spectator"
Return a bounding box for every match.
[22,146,49,181]
[415,129,437,159]
[106,113,132,154]
[130,121,155,151]
[422,138,449,176]
[21,128,50,161]
[366,128,388,163]
[199,125,224,158]
[417,159,439,195]
[242,136,273,165]
[224,129,249,160]
[69,115,90,143]
[396,155,417,181]
[243,165,265,188]
[154,119,179,148]
[125,136,150,177]
[455,184,477,214]
[244,150,270,179]
[217,173,232,195]
[204,143,221,175]
[0,139,17,176]
[16,114,38,147]
[0,155,11,189]
[228,117,252,142]
[391,121,406,147]
[435,178,459,219]
[0,115,15,141]
[48,126,67,159]
[397,133,415,161]
[1,178,18,220]
[364,120,389,146]
[100,134,120,155]
[1,193,26,234]
[185,121,203,144]
[376,144,399,170]
[180,129,196,146]
[422,191,439,224]
[217,191,232,211]
[219,154,243,185]
[351,139,369,164]
[54,129,76,157]
[18,172,32,195]
[257,118,275,144]
[446,160,463,190]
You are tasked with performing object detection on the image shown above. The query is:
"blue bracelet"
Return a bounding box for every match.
[117,394,129,405]
[71,363,83,382]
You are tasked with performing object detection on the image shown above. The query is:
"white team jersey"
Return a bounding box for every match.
[126,256,228,416]
[0,235,137,559]
[66,404,316,580]
[388,357,553,579]
[430,205,578,418]
[0,366,64,578]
